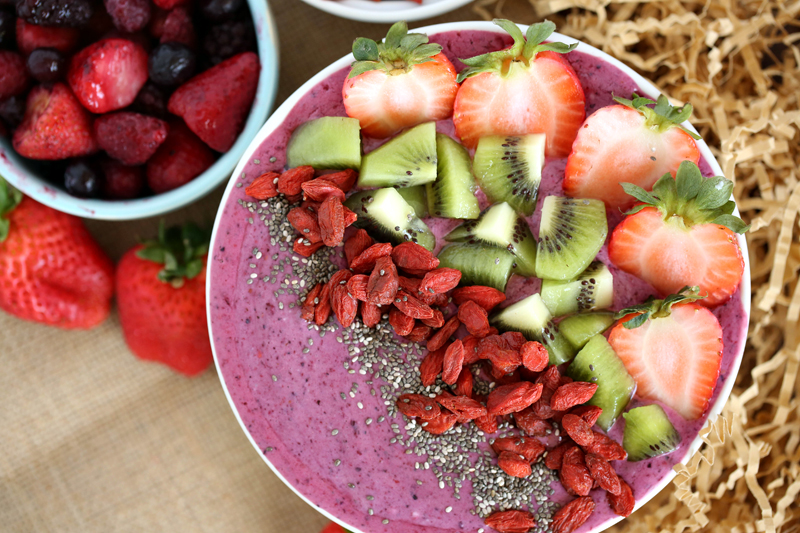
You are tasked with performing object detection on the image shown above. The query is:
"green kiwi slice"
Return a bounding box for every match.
[357,122,437,188]
[535,196,608,281]
[558,312,615,349]
[622,404,681,461]
[444,202,537,277]
[397,185,429,218]
[436,243,515,292]
[344,188,435,250]
[426,134,480,219]
[286,116,362,170]
[541,262,614,316]
[472,134,546,216]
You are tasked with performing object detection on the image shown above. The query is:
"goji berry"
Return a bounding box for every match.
[350,242,393,274]
[491,437,546,463]
[293,238,325,257]
[536,365,562,390]
[421,308,444,328]
[344,229,373,267]
[454,367,473,397]
[560,447,592,496]
[583,431,627,461]
[320,169,357,192]
[608,478,635,517]
[514,408,552,437]
[426,315,461,352]
[530,385,555,420]
[498,451,532,478]
[300,199,321,214]
[331,284,358,328]
[301,178,346,202]
[342,206,357,227]
[420,268,461,295]
[318,196,345,246]
[300,283,322,322]
[245,171,279,199]
[474,410,498,434]
[544,441,575,470]
[277,165,314,196]
[391,242,440,276]
[551,382,598,411]
[393,289,434,320]
[287,206,322,243]
[442,340,465,385]
[501,331,527,351]
[451,285,506,311]
[552,496,595,533]
[457,300,490,336]
[561,414,595,447]
[346,274,369,302]
[484,509,536,533]
[487,382,543,416]
[462,335,480,365]
[585,453,621,495]
[419,290,449,308]
[436,394,486,420]
[476,334,508,359]
[314,282,332,325]
[521,341,549,372]
[396,393,440,420]
[397,275,421,294]
[389,308,415,336]
[329,269,353,286]
[559,374,574,387]
[421,409,457,434]
[419,348,446,387]
[361,301,382,328]
[488,347,522,376]
[367,256,399,305]
[570,405,603,427]
[406,324,432,343]
[494,369,523,385]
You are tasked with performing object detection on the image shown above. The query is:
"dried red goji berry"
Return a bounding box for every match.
[277,165,314,196]
[320,169,357,192]
[287,206,322,243]
[420,268,461,295]
[293,238,324,257]
[484,509,536,533]
[521,341,549,372]
[451,285,506,311]
[421,409,458,435]
[501,331,527,351]
[487,382,543,416]
[476,334,508,359]
[552,382,598,411]
[344,229,373,267]
[491,436,546,463]
[397,275,421,294]
[562,414,595,447]
[442,340,465,385]
[421,308,444,328]
[419,290,449,308]
[515,407,553,437]
[570,405,603,427]
[584,431,627,461]
[389,307,415,336]
[315,282,332,325]
[318,196,345,246]
[608,478,635,517]
[536,365,562,390]
[391,242,440,276]
[488,347,522,376]
[396,393,440,420]
[419,348,446,387]
[552,496,595,533]
[361,301,382,328]
[346,274,369,302]
[426,315,461,352]
[342,206,357,227]
[462,335,480,365]
[406,324,432,343]
[366,256,399,305]
[436,394,486,420]
[329,269,353,286]
[350,242,393,274]
[474,411,498,434]
[454,367,473,397]
[393,289,434,319]
[245,171,279,199]
[560,447,593,497]
[585,453,621,495]
[300,283,322,322]
[530,385,555,420]
[301,178,346,202]
[331,284,358,328]
[457,300,490,336]
[544,441,575,470]
[498,451,532,478]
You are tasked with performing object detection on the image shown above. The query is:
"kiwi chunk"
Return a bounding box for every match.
[472,134,545,216]
[541,262,614,316]
[437,244,515,292]
[357,122,437,188]
[426,134,480,219]
[559,312,615,349]
[345,188,435,250]
[567,335,635,430]
[397,185,428,218]
[622,404,681,461]
[536,196,608,281]
[286,116,361,170]
[445,202,537,277]
[490,293,576,365]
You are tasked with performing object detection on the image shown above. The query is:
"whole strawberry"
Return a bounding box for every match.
[116,222,212,376]
[0,178,114,328]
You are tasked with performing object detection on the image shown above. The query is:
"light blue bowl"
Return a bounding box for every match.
[0,0,279,220]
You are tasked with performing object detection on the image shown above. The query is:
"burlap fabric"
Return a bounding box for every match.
[2,1,797,532]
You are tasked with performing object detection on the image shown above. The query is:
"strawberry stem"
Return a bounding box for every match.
[136,221,210,287]
[0,176,23,243]
[616,286,706,328]
[348,21,442,79]
[613,94,702,140]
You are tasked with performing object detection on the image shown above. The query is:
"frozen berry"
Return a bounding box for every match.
[99,158,144,199]
[64,160,101,197]
[160,6,194,48]
[94,111,168,165]
[0,10,15,47]
[203,19,254,65]
[104,0,150,33]
[16,0,94,28]
[26,48,64,82]
[146,121,215,193]
[148,42,195,86]
[199,0,244,21]
[0,95,24,128]
[15,18,79,56]
[131,81,168,118]
[0,51,29,100]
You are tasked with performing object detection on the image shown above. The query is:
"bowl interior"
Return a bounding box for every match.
[0,0,279,221]
[299,0,475,23]
[208,20,751,533]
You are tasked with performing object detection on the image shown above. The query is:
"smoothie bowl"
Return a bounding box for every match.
[207,20,750,533]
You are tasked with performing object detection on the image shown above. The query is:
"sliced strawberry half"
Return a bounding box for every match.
[564,94,701,209]
[342,21,458,138]
[608,289,723,420]
[608,161,747,307]
[452,20,585,156]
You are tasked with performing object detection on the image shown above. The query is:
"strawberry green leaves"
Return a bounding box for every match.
[616,286,706,329]
[457,19,578,83]
[621,161,749,234]
[136,221,210,286]
[0,177,23,242]
[614,94,702,140]
[348,21,442,79]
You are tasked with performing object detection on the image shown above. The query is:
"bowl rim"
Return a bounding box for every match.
[207,20,752,533]
[299,0,475,23]
[0,0,280,221]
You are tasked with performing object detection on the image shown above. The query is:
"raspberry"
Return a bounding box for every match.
[585,453,621,495]
[0,51,29,101]
[95,112,169,166]
[99,159,144,199]
[608,478,635,517]
[105,0,150,32]
[551,382,599,411]
[161,6,195,48]
[561,414,595,447]
[498,451,532,478]
[396,393,440,420]
[552,496,595,533]
[388,307,415,336]
[203,19,255,66]
[487,382,543,416]
[441,339,464,385]
[17,0,94,28]
[367,256,399,305]
[484,510,536,533]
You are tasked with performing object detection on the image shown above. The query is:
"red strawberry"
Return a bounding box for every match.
[0,51,30,101]
[152,0,188,9]
[564,94,701,209]
[94,112,169,166]
[99,158,144,199]
[319,524,348,533]
[116,223,212,376]
[453,20,585,156]
[167,51,259,152]
[608,161,747,306]
[146,121,215,193]
[15,19,80,56]
[68,38,148,113]
[160,6,195,48]
[104,0,151,33]
[13,83,98,160]
[0,179,113,329]
[342,22,458,138]
[608,288,723,420]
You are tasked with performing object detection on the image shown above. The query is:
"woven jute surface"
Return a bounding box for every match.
[2,0,798,532]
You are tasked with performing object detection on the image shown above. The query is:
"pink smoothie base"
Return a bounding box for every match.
[207,23,751,533]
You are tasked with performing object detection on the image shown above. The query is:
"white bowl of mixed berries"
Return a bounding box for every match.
[0,0,278,220]
[300,0,475,23]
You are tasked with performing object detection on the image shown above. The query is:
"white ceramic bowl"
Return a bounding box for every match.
[0,0,279,221]
[208,20,751,533]
[300,0,475,23]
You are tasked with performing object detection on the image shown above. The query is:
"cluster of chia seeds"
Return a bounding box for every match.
[236,171,561,531]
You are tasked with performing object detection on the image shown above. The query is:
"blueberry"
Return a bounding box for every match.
[0,95,24,129]
[131,82,168,118]
[148,42,196,87]
[199,0,244,21]
[26,48,64,82]
[0,10,15,48]
[64,160,101,198]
